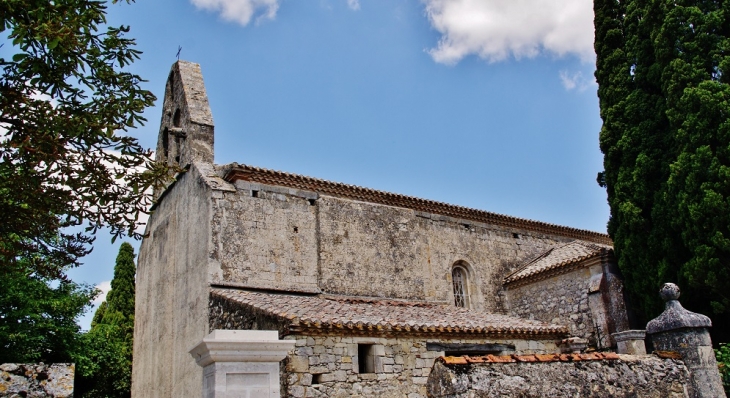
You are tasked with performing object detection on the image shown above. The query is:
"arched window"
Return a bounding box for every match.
[452,266,468,308]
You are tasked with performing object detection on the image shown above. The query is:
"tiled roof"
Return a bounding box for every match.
[223,164,611,245]
[211,289,569,338]
[439,352,620,365]
[503,240,613,287]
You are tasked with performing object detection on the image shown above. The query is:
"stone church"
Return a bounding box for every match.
[131,61,632,397]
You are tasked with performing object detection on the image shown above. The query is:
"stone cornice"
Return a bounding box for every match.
[223,164,612,245]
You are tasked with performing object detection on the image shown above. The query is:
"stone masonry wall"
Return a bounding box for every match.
[211,180,573,311]
[283,335,558,398]
[208,293,289,335]
[210,180,320,293]
[0,363,74,398]
[132,165,215,398]
[506,267,596,344]
[317,195,567,312]
[427,355,691,398]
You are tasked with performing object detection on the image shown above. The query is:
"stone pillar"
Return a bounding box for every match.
[189,330,295,398]
[612,330,646,355]
[646,283,726,398]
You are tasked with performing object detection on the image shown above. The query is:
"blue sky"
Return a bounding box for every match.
[65,0,606,329]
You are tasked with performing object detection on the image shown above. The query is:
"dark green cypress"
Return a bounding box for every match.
[103,242,136,327]
[80,242,136,397]
[596,0,730,341]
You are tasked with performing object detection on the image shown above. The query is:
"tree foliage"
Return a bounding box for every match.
[0,261,95,363]
[0,0,166,278]
[718,342,730,394]
[595,0,730,339]
[77,242,136,398]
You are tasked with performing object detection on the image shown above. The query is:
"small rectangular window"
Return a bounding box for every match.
[358,344,375,373]
[251,190,259,197]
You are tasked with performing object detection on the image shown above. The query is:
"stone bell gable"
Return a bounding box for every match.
[155,61,215,182]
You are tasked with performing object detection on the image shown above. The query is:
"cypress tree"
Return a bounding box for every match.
[595,0,730,341]
[103,242,136,329]
[80,242,136,397]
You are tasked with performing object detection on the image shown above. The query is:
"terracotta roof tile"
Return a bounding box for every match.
[223,164,611,245]
[211,289,569,338]
[504,240,613,286]
[440,352,621,365]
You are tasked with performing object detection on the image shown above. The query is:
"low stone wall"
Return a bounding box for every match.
[0,363,74,398]
[426,355,690,398]
[283,335,559,398]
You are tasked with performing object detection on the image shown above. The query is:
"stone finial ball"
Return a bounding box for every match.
[659,283,681,301]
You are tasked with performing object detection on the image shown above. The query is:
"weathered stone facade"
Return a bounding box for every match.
[506,267,594,341]
[0,364,74,398]
[211,177,575,310]
[427,355,690,398]
[133,61,630,397]
[503,241,630,348]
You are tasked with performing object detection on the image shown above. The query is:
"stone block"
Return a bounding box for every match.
[334,370,348,382]
[288,385,305,398]
[412,376,428,385]
[309,366,329,374]
[374,356,385,373]
[612,330,647,355]
[300,373,313,386]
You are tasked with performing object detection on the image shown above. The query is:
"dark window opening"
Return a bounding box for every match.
[452,267,467,308]
[512,233,520,239]
[173,108,181,127]
[251,190,259,198]
[167,71,175,97]
[308,199,316,206]
[312,374,323,384]
[162,128,169,158]
[358,344,375,373]
[293,227,298,233]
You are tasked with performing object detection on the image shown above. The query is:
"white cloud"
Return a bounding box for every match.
[423,0,595,64]
[347,0,360,10]
[190,0,279,26]
[93,281,112,305]
[559,70,593,92]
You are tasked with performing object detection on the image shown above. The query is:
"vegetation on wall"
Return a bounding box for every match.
[718,343,730,394]
[594,0,730,341]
